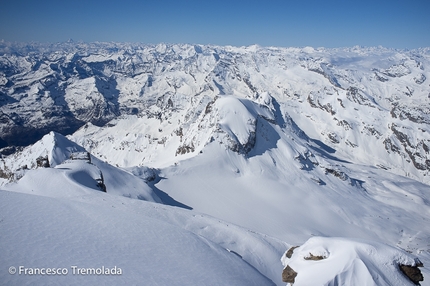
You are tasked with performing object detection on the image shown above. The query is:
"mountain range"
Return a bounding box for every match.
[1,41,429,285]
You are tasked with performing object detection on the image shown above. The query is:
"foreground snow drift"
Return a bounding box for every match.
[281,237,424,286]
[1,104,429,284]
[0,190,275,285]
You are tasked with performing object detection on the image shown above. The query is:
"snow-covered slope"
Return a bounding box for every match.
[0,190,281,285]
[1,133,428,285]
[1,42,429,184]
[1,134,289,285]
[281,237,425,285]
[0,131,160,202]
[1,42,430,285]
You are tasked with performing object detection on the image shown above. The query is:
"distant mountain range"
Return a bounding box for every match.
[0,42,429,285]
[1,42,429,183]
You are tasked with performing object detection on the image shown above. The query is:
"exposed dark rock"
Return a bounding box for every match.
[36,155,50,168]
[70,151,91,163]
[390,125,430,171]
[345,140,358,148]
[307,94,319,109]
[363,125,382,138]
[304,253,326,261]
[322,103,336,115]
[205,101,214,114]
[346,86,376,108]
[335,118,352,131]
[381,63,411,78]
[383,138,401,154]
[307,94,336,115]
[374,72,388,82]
[0,168,12,179]
[327,132,340,144]
[96,172,107,193]
[337,98,345,108]
[390,105,430,125]
[405,86,414,97]
[227,130,256,155]
[243,77,258,95]
[285,246,299,259]
[282,265,297,284]
[399,263,424,285]
[325,168,348,181]
[176,143,195,155]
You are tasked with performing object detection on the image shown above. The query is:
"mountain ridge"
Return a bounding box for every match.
[1,41,430,284]
[1,115,429,285]
[1,42,429,184]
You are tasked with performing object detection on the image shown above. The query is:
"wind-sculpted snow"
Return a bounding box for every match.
[0,133,288,284]
[1,42,430,285]
[2,131,429,285]
[0,189,279,285]
[1,42,429,183]
[0,132,161,202]
[281,237,424,286]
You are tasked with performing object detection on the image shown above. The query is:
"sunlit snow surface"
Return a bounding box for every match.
[0,191,278,285]
[1,125,429,285]
[0,133,286,285]
[282,236,425,286]
[1,43,430,285]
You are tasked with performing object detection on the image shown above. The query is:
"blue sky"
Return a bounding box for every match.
[1,0,429,48]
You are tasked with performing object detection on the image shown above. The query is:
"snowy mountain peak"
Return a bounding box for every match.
[0,131,85,183]
[1,42,430,285]
[2,42,429,183]
[177,95,276,156]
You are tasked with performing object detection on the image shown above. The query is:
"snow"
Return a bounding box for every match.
[0,133,289,285]
[1,42,430,285]
[281,236,423,286]
[2,143,428,285]
[0,190,276,285]
[58,43,429,183]
[154,140,430,252]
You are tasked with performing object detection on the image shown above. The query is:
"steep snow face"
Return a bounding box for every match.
[69,95,275,167]
[17,131,86,168]
[1,43,430,183]
[281,236,424,286]
[0,131,86,184]
[212,96,274,154]
[176,95,276,157]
